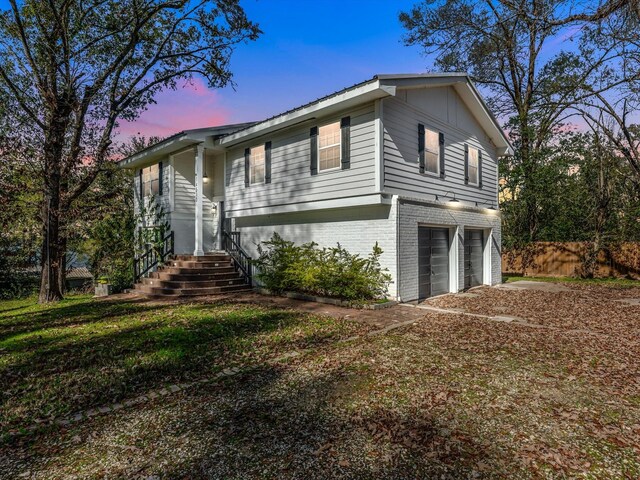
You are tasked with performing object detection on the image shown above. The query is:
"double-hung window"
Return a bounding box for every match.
[250,144,265,184]
[468,146,479,185]
[141,164,160,196]
[318,121,341,172]
[424,128,439,175]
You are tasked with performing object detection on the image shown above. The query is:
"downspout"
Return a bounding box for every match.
[396,196,401,302]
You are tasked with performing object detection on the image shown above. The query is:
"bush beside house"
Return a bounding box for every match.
[252,233,391,302]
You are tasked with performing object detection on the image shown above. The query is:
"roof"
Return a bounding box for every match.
[117,122,257,168]
[119,74,513,167]
[66,267,93,279]
[219,73,512,156]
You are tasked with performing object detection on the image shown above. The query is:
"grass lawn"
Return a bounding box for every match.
[2,285,640,479]
[0,294,366,435]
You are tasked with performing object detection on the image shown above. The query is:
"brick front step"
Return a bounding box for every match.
[149,271,240,282]
[132,283,252,297]
[141,277,247,289]
[159,266,237,275]
[172,254,230,262]
[164,260,234,269]
[134,252,251,299]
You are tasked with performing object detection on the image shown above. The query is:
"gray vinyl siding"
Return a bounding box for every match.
[224,103,376,213]
[382,92,498,206]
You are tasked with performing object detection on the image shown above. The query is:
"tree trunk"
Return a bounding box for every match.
[38,108,69,303]
[38,192,64,302]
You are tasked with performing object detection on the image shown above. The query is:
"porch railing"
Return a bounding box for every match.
[222,229,252,286]
[134,231,174,283]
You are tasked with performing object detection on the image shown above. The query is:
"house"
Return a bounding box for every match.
[118,73,513,301]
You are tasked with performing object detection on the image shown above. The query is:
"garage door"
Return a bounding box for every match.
[464,229,484,289]
[418,227,450,299]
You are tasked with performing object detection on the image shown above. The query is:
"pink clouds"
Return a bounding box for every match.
[117,78,232,139]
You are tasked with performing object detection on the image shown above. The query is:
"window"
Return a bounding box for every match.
[250,144,265,184]
[318,121,341,171]
[468,147,479,185]
[424,128,439,174]
[141,164,160,196]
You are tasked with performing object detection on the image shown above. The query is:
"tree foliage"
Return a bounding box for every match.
[0,0,260,302]
[400,0,635,244]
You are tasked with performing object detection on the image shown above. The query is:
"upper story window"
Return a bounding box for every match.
[468,146,479,185]
[141,164,161,196]
[424,128,439,175]
[418,124,444,177]
[250,144,265,184]
[318,121,341,171]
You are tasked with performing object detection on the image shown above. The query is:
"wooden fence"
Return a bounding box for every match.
[502,242,640,279]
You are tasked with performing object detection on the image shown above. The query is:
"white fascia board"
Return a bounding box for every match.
[219,81,396,147]
[117,135,203,169]
[379,74,513,157]
[226,193,392,217]
[453,82,514,156]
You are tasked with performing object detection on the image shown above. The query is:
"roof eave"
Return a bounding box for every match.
[455,78,514,156]
[117,132,199,169]
[381,74,513,156]
[117,122,259,169]
[220,80,396,147]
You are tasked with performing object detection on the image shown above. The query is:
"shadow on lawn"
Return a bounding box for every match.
[0,296,166,340]
[0,297,350,432]
[19,364,515,479]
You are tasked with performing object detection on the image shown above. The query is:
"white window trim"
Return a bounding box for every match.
[317,121,342,173]
[249,144,266,185]
[468,146,480,186]
[423,127,440,177]
[142,164,161,196]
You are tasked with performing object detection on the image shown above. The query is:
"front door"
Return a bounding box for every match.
[464,229,484,289]
[418,227,450,299]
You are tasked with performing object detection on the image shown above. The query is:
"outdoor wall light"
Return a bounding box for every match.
[475,200,496,210]
[203,161,209,183]
[435,191,459,203]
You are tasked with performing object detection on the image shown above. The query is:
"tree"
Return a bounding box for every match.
[0,0,260,302]
[568,5,640,184]
[400,0,630,243]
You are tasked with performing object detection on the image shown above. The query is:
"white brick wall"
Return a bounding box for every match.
[398,197,501,302]
[233,198,399,298]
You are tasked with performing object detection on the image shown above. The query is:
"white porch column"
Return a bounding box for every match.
[194,144,205,256]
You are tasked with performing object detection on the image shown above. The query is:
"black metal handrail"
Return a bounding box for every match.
[222,230,252,286]
[134,231,174,283]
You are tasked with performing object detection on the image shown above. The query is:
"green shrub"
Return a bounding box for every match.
[252,233,391,301]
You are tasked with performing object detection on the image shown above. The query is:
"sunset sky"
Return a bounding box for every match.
[0,0,584,139]
[117,0,429,139]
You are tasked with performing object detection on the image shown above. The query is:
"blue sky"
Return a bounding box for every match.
[130,0,432,137]
[0,0,431,137]
[1,0,590,138]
